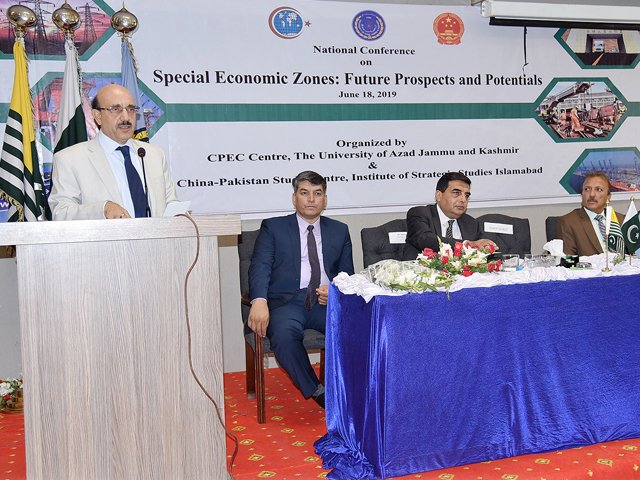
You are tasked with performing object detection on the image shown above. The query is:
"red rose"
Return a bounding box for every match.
[3,394,10,400]
[488,244,495,254]
[453,242,463,257]
[462,270,473,277]
[422,248,436,258]
[442,256,449,265]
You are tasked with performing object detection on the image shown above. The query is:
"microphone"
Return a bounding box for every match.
[137,147,151,218]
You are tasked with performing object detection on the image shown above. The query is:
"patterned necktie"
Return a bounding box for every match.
[445,219,455,240]
[595,214,608,251]
[117,145,148,218]
[305,225,321,311]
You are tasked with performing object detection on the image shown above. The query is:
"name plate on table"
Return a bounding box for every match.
[388,232,407,244]
[483,222,513,235]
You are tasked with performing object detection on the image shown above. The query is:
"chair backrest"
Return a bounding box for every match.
[238,229,260,300]
[477,213,531,256]
[361,219,408,268]
[545,216,560,242]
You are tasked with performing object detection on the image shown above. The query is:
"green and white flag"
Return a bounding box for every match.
[121,37,148,142]
[621,198,640,255]
[54,37,87,153]
[0,38,50,221]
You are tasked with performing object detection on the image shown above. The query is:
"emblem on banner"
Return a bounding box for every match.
[269,7,306,39]
[353,11,385,41]
[433,13,464,45]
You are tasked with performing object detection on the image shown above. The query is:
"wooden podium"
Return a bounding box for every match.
[1,214,240,479]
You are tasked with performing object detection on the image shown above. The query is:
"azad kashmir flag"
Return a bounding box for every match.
[121,38,148,141]
[621,198,640,255]
[54,37,87,153]
[0,38,50,221]
[607,206,625,260]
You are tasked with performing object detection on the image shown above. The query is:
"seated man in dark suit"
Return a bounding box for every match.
[403,171,497,260]
[247,171,354,408]
[556,171,623,256]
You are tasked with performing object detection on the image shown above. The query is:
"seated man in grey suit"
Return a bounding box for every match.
[248,171,354,408]
[556,171,623,256]
[403,171,497,260]
[49,84,177,220]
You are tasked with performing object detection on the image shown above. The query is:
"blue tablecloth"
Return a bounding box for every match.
[315,275,640,479]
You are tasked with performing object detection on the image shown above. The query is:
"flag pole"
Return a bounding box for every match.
[629,195,636,265]
[1,4,48,223]
[602,201,611,272]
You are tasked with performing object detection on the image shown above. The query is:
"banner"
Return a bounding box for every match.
[1,0,640,220]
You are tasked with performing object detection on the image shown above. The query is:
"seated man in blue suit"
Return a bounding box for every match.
[248,171,354,408]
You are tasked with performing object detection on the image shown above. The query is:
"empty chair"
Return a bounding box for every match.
[361,219,408,268]
[477,213,531,256]
[237,229,325,424]
[546,216,560,242]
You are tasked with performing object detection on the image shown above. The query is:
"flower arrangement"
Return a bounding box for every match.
[369,239,501,294]
[0,376,23,411]
[369,259,456,293]
[418,240,501,277]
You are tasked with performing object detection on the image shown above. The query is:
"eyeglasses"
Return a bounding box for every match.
[95,105,140,114]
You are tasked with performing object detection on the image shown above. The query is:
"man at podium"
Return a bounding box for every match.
[49,84,177,220]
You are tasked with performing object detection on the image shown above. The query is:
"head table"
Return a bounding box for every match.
[315,256,640,479]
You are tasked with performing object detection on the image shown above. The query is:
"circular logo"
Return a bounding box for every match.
[269,7,305,39]
[353,10,385,41]
[433,12,464,45]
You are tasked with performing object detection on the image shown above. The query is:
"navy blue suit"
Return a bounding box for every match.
[403,204,482,260]
[249,213,354,397]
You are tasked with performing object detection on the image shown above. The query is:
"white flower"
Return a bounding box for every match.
[440,243,454,258]
[0,382,11,396]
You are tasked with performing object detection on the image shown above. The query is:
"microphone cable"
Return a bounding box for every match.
[177,212,239,478]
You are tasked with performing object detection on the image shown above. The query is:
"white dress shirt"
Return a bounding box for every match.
[584,207,607,251]
[436,204,462,240]
[297,214,330,289]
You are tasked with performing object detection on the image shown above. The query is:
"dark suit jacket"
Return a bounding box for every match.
[403,204,481,260]
[249,214,354,310]
[556,208,624,256]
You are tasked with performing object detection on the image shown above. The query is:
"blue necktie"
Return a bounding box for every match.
[117,145,148,218]
[305,225,321,311]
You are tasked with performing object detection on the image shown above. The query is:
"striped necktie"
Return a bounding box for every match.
[595,214,608,251]
[445,219,455,240]
[305,225,321,311]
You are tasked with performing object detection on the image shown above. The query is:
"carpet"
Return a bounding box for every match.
[2,366,640,479]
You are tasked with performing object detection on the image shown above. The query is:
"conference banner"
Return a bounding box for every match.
[1,0,640,221]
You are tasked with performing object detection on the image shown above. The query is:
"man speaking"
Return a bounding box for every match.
[49,84,177,220]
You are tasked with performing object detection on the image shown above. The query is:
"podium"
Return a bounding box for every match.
[1,214,240,479]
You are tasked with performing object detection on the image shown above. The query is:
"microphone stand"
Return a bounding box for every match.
[137,147,151,217]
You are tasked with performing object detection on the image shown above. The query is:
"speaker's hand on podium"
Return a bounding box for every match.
[104,201,131,219]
